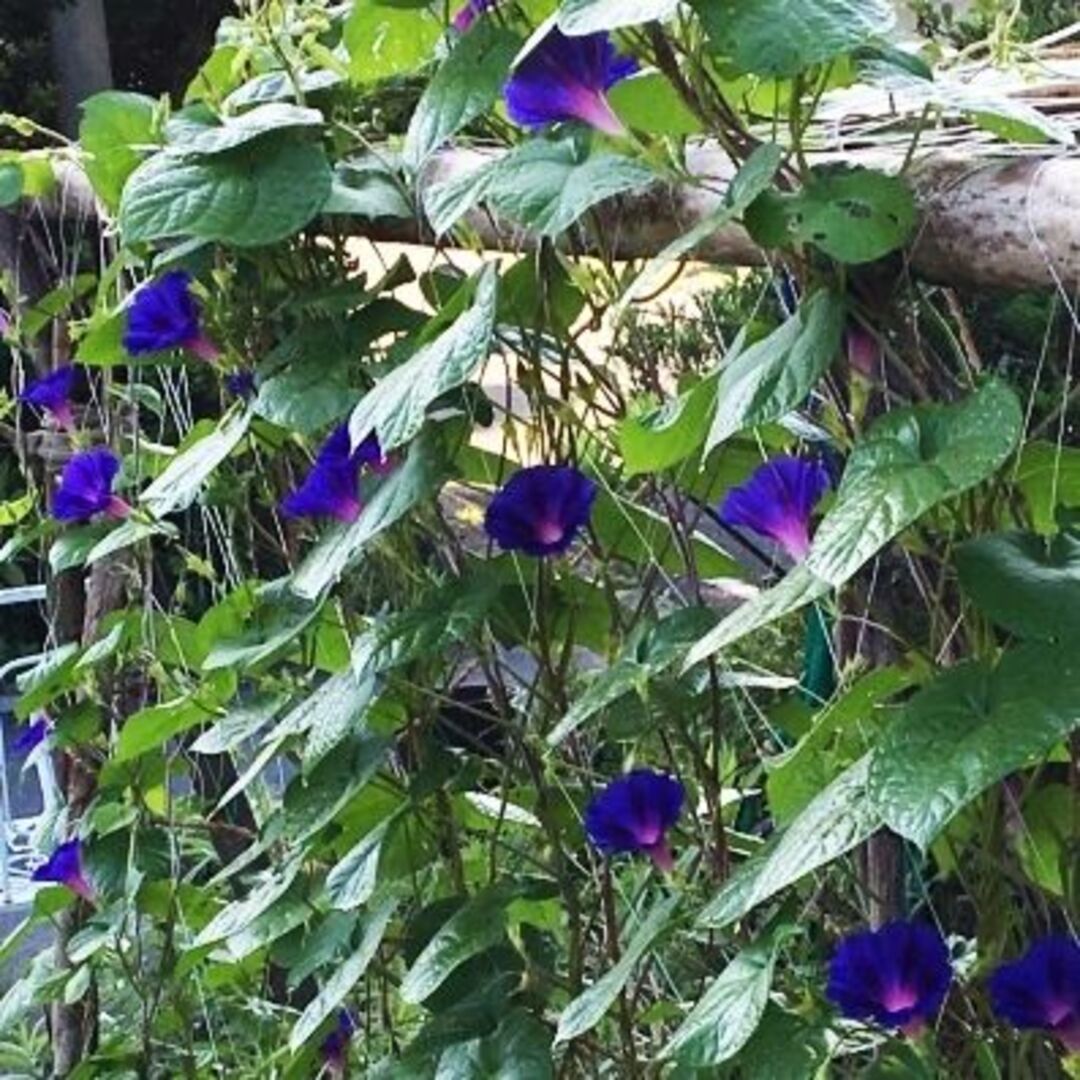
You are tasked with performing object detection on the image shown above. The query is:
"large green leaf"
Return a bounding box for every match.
[303,637,382,768]
[425,137,655,237]
[115,699,203,765]
[661,929,787,1066]
[558,0,678,33]
[746,167,916,265]
[555,893,681,1044]
[190,693,286,755]
[682,564,832,671]
[1016,441,1080,534]
[289,897,398,1051]
[868,644,1080,849]
[618,375,716,476]
[401,882,525,1005]
[404,23,519,172]
[345,0,443,83]
[348,266,497,452]
[1014,783,1070,896]
[956,531,1080,642]
[202,581,322,672]
[727,1005,829,1080]
[698,755,878,928]
[168,103,323,156]
[766,665,921,823]
[325,155,413,220]
[253,356,356,435]
[195,855,304,947]
[79,91,159,211]
[435,1009,553,1079]
[706,289,846,450]
[140,405,252,517]
[326,814,401,911]
[119,135,332,247]
[693,0,895,77]
[608,71,702,136]
[806,379,1022,587]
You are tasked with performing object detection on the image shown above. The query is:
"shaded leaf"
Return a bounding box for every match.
[556,893,681,1044]
[698,756,878,928]
[140,406,252,517]
[706,289,845,450]
[120,136,332,247]
[868,644,1080,849]
[289,897,399,1051]
[956,530,1080,642]
[806,379,1022,587]
[694,0,895,77]
[348,266,497,452]
[662,929,788,1066]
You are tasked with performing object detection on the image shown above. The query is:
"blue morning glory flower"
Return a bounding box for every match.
[225,369,257,399]
[319,1009,355,1073]
[32,838,94,901]
[484,464,596,557]
[20,365,78,430]
[504,27,637,136]
[452,0,497,32]
[719,455,831,561]
[827,921,952,1035]
[585,768,685,872]
[990,936,1080,1052]
[282,425,388,524]
[52,447,129,524]
[123,271,220,361]
[12,715,51,754]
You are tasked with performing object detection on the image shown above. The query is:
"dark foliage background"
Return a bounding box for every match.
[0,0,229,126]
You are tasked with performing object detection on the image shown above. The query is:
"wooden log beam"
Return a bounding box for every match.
[390,142,1080,293]
[14,144,1080,293]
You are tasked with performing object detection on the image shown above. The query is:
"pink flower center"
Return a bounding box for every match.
[332,496,363,524]
[1045,999,1072,1027]
[105,495,131,520]
[184,334,221,363]
[535,519,565,546]
[1054,1013,1080,1053]
[644,840,674,873]
[880,984,919,1014]
[568,89,625,136]
[775,521,811,561]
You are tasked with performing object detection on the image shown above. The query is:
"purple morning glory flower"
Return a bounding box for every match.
[32,838,94,902]
[452,0,497,32]
[504,27,637,136]
[989,936,1080,1052]
[0,307,10,336]
[719,455,831,562]
[51,447,130,524]
[282,425,388,524]
[484,464,596,557]
[584,768,685,872]
[225,369,257,399]
[320,1010,356,1074]
[12,715,51,754]
[123,271,220,361]
[20,365,78,430]
[827,921,952,1036]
